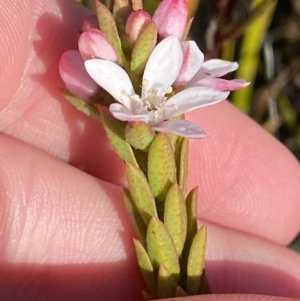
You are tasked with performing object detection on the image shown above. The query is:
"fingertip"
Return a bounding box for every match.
[187,101,300,244]
[205,225,300,298]
[0,0,91,103]
[163,295,300,301]
[0,1,33,103]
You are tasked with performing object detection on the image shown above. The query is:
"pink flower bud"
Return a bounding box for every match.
[78,28,118,62]
[82,15,99,32]
[59,50,99,101]
[152,0,188,39]
[125,10,152,42]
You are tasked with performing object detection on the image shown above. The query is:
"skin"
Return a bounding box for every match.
[0,0,300,300]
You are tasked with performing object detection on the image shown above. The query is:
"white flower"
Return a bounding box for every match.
[85,36,229,138]
[186,59,250,91]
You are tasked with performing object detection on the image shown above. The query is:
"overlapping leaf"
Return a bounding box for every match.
[100,111,138,166]
[164,183,187,256]
[147,133,176,203]
[126,163,158,225]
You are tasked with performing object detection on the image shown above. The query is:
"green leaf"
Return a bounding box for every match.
[132,0,143,10]
[112,0,130,15]
[126,138,149,180]
[132,148,148,175]
[133,239,156,295]
[95,1,126,65]
[167,132,179,151]
[123,189,147,244]
[185,187,198,243]
[175,137,189,196]
[112,0,132,57]
[146,217,180,280]
[143,0,161,14]
[180,187,199,283]
[164,183,187,256]
[147,133,176,203]
[125,121,155,151]
[126,163,158,224]
[131,22,157,75]
[157,264,177,299]
[186,225,207,295]
[62,91,101,122]
[99,111,138,166]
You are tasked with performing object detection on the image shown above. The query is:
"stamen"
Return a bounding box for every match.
[143,79,149,87]
[151,88,158,96]
[131,94,140,101]
[166,87,173,94]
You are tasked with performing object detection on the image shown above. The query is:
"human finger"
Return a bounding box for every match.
[1,135,300,300]
[187,103,300,245]
[0,0,126,185]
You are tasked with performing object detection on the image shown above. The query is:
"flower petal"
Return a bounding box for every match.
[153,120,207,138]
[152,0,188,39]
[165,87,229,118]
[201,59,239,77]
[109,103,149,122]
[59,50,99,101]
[85,59,135,109]
[174,40,204,87]
[191,78,250,91]
[187,59,241,88]
[142,35,183,99]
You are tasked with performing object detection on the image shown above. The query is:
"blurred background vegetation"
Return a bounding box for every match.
[77,0,300,248]
[190,0,300,161]
[188,0,300,250]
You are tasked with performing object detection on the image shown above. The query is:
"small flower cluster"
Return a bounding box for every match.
[59,1,250,298]
[59,0,248,139]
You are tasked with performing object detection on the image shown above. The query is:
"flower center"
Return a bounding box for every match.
[130,79,175,125]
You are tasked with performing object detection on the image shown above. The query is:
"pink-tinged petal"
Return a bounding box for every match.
[59,50,99,101]
[153,120,207,138]
[142,35,183,98]
[186,69,207,87]
[201,59,239,77]
[165,87,229,118]
[78,28,118,62]
[174,40,204,87]
[187,59,239,88]
[82,15,99,32]
[152,0,188,39]
[109,103,148,122]
[195,78,250,91]
[125,10,151,42]
[85,59,134,109]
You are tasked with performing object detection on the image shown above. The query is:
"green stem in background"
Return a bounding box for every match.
[205,0,277,59]
[231,0,277,112]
